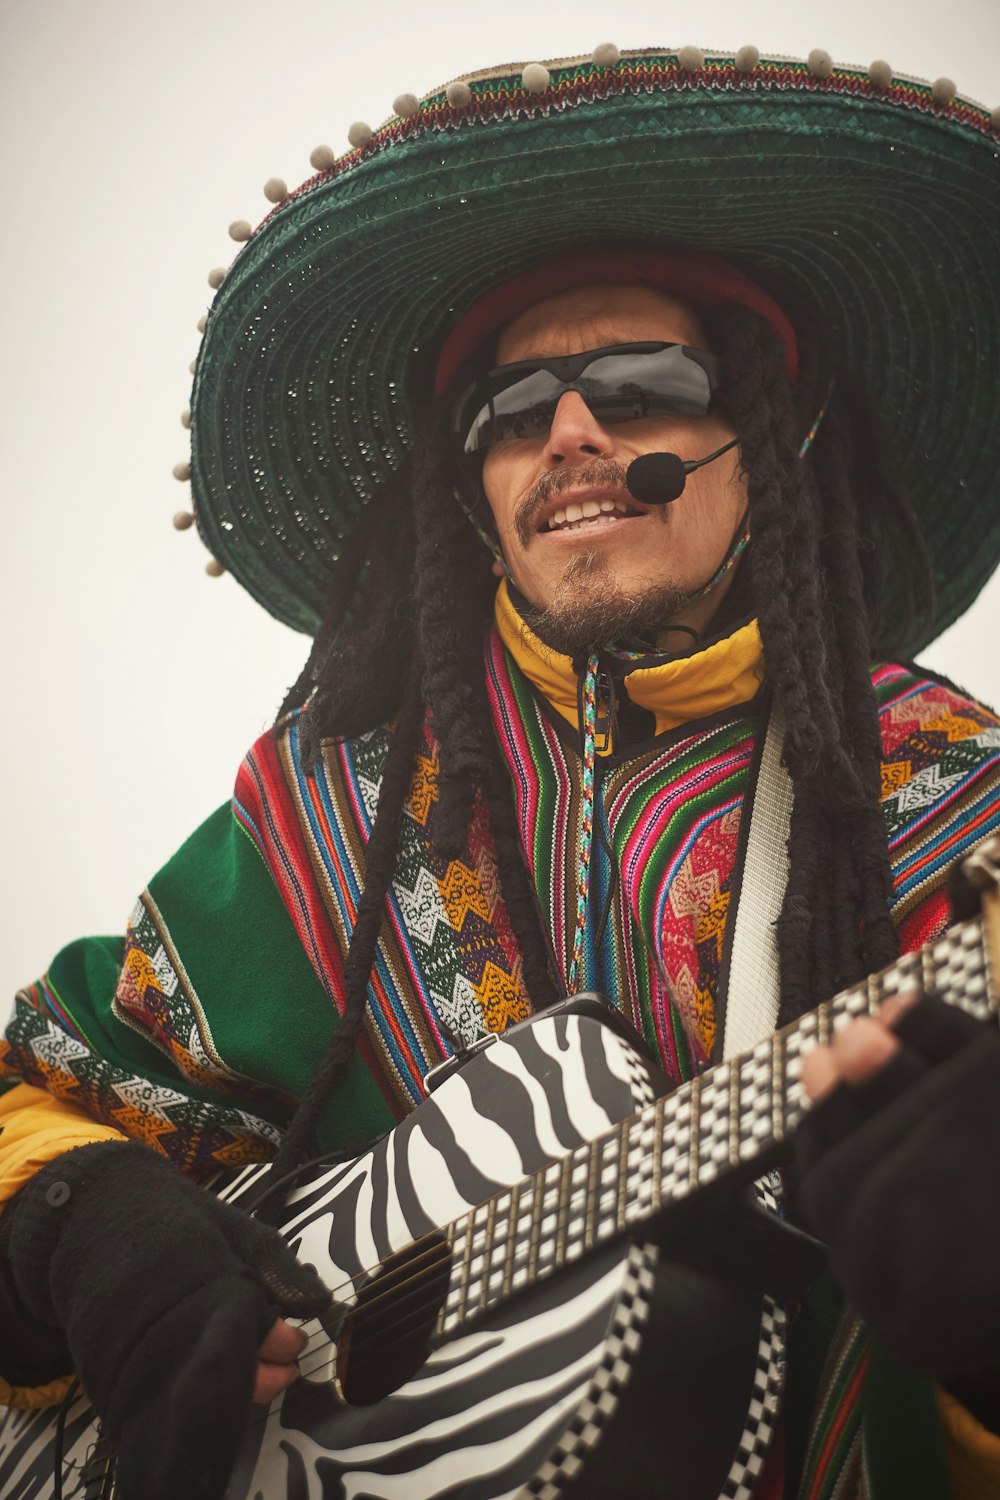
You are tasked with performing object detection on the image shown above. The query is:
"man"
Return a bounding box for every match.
[1,42,999,1500]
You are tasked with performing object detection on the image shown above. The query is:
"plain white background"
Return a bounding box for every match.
[2,0,998,1009]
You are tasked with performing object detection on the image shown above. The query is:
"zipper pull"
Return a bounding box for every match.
[594,670,615,753]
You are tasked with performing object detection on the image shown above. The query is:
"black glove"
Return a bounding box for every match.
[794,996,1000,1423]
[2,1140,330,1500]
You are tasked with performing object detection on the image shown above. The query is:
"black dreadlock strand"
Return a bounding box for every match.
[278,464,418,767]
[708,302,926,1019]
[268,656,426,1181]
[408,408,559,1006]
[271,409,558,1170]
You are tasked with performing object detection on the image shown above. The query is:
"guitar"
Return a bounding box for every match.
[2,857,997,1500]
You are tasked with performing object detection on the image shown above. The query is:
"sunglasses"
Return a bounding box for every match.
[453,342,721,456]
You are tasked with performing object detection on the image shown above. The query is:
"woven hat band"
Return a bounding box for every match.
[433,242,800,394]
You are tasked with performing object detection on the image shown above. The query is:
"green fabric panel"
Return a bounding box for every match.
[784,1272,845,1494]
[145,804,393,1150]
[785,1273,950,1500]
[863,1341,951,1500]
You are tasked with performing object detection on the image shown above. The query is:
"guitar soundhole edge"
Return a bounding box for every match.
[336,1232,453,1405]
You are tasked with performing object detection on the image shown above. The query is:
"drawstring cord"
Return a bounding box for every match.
[568,654,600,992]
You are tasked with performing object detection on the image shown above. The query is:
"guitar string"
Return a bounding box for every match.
[234,961,906,1440]
[252,962,927,1394]
[258,952,938,1349]
[72,939,984,1475]
[280,1082,757,1389]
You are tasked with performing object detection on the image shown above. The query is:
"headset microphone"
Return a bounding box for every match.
[626,437,740,506]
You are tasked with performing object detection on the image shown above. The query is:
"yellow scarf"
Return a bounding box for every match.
[493,577,765,750]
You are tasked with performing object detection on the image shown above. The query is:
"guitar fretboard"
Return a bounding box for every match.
[435,914,995,1339]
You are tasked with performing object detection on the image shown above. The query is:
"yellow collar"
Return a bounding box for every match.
[494,578,765,751]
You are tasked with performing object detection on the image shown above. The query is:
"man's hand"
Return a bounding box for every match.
[800,990,915,1102]
[254,1316,310,1404]
[4,1141,331,1500]
[793,992,1000,1382]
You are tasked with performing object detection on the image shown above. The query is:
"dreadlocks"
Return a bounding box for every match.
[270,297,932,1172]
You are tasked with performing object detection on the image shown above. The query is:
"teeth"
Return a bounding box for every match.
[545,498,637,532]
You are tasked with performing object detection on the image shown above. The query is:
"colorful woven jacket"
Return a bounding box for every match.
[2,618,1000,1492]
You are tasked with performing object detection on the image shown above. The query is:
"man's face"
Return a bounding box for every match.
[479,284,747,650]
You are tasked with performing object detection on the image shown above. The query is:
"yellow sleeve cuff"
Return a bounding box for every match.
[0,1082,127,1210]
[0,1082,126,1409]
[937,1385,1000,1499]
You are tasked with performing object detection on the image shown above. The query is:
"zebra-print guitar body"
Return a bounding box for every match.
[7,897,998,1500]
[0,998,783,1500]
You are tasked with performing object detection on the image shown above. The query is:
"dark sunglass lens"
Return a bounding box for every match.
[463,368,563,453]
[580,349,714,420]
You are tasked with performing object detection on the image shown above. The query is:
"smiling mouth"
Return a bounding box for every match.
[541,497,644,534]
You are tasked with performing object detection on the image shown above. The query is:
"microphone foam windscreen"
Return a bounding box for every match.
[626,452,687,505]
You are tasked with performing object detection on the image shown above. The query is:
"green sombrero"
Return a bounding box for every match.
[185,45,1000,648]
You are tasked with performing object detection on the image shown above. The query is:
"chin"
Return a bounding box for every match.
[520,567,691,656]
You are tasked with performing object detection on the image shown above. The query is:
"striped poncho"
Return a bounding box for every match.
[3,614,1000,1491]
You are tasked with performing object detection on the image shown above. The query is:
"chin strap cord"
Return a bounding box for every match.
[567,652,600,993]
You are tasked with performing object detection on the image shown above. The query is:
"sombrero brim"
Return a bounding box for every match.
[189,51,1000,648]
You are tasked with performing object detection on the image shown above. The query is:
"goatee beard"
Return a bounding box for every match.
[519,550,691,657]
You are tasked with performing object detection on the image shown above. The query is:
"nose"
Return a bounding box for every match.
[541,391,614,468]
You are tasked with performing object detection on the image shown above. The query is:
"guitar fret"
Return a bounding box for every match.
[430,912,996,1348]
[457,1210,474,1323]
[554,1154,572,1269]
[817,998,832,1046]
[526,1166,544,1285]
[866,970,881,1015]
[687,1075,701,1191]
[584,1139,599,1252]
[502,1181,520,1298]
[729,1054,741,1167]
[771,1032,784,1143]
[479,1196,498,1311]
[651,1096,664,1213]
[616,1117,631,1232]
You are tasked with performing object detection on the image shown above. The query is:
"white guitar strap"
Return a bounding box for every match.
[722,700,794,1061]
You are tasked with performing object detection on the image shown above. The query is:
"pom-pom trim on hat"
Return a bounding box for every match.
[932,77,957,106]
[807,49,834,79]
[521,63,551,94]
[263,177,288,204]
[228,220,252,242]
[172,510,195,531]
[182,44,1000,644]
[310,144,335,171]
[393,93,420,119]
[446,80,472,108]
[347,121,373,150]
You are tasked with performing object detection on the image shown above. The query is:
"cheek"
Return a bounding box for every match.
[481,449,521,537]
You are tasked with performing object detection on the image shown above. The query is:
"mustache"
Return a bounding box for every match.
[514,458,634,547]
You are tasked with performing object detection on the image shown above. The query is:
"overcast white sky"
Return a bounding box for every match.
[2,0,998,1008]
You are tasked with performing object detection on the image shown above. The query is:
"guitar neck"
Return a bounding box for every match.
[435,911,996,1341]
